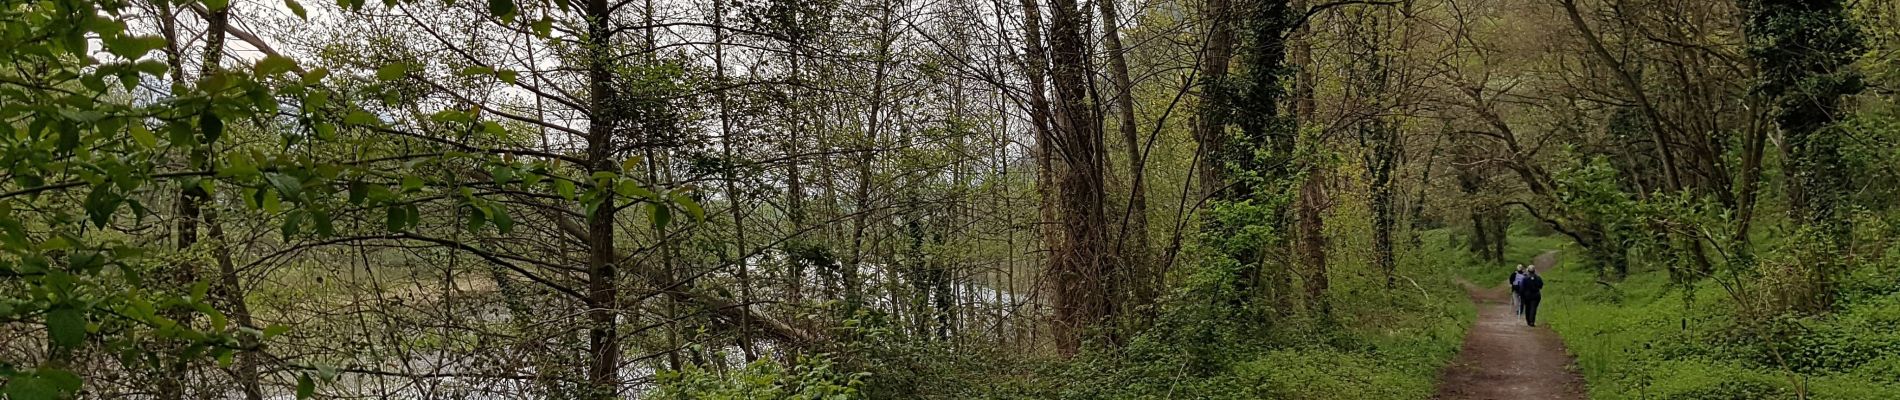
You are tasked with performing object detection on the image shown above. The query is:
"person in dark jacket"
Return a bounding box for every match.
[1520,269,1545,326]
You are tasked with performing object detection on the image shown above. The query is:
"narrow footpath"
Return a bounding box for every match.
[1433,279,1588,400]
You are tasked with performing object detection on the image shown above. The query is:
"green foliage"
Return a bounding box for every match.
[1527,231,1900,399]
[654,355,866,399]
[0,0,711,396]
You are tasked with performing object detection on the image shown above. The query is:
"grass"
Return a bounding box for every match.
[1489,227,1900,400]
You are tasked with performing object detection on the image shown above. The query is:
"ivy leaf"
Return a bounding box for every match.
[46,307,86,348]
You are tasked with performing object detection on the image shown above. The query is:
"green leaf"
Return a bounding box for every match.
[386,206,407,232]
[487,0,516,19]
[84,186,122,228]
[347,181,369,204]
[492,205,514,233]
[3,369,80,400]
[46,307,86,348]
[296,374,315,399]
[554,179,576,200]
[404,205,421,230]
[490,165,515,184]
[262,189,282,213]
[266,173,303,201]
[496,69,519,84]
[673,192,705,221]
[616,180,656,200]
[648,202,672,229]
[263,324,290,338]
[129,123,157,149]
[302,68,330,85]
[304,91,330,112]
[285,0,308,18]
[200,112,224,144]
[401,175,424,192]
[376,63,408,81]
[104,35,168,60]
[256,54,300,76]
[311,209,336,237]
[466,205,488,232]
[279,211,302,238]
[532,17,554,37]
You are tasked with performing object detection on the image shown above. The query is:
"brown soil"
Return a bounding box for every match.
[1432,279,1588,400]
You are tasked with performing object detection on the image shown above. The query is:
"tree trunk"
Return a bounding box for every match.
[1193,0,1237,199]
[583,0,621,394]
[1044,0,1114,355]
[206,210,261,400]
[1288,0,1330,315]
[1743,0,1862,312]
[1096,0,1158,317]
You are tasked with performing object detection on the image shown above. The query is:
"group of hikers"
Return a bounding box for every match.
[1510,265,1545,326]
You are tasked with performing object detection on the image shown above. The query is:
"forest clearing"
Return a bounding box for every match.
[3,0,1899,398]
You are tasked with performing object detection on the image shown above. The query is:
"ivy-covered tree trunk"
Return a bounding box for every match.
[1742,0,1863,312]
[1194,0,1237,200]
[1044,0,1115,355]
[583,0,622,394]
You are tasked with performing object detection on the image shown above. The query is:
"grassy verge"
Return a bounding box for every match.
[1499,230,1900,399]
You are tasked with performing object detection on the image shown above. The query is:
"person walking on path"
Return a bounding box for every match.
[1520,268,1545,326]
[1510,265,1527,315]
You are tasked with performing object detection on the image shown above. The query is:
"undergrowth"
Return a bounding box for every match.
[657,228,1479,399]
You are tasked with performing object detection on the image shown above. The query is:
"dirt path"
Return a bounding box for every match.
[1432,279,1587,400]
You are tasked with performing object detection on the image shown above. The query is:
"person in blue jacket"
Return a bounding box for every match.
[1519,268,1545,326]
[1510,265,1527,315]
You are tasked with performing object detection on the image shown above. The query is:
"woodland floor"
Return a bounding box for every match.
[1432,279,1589,400]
